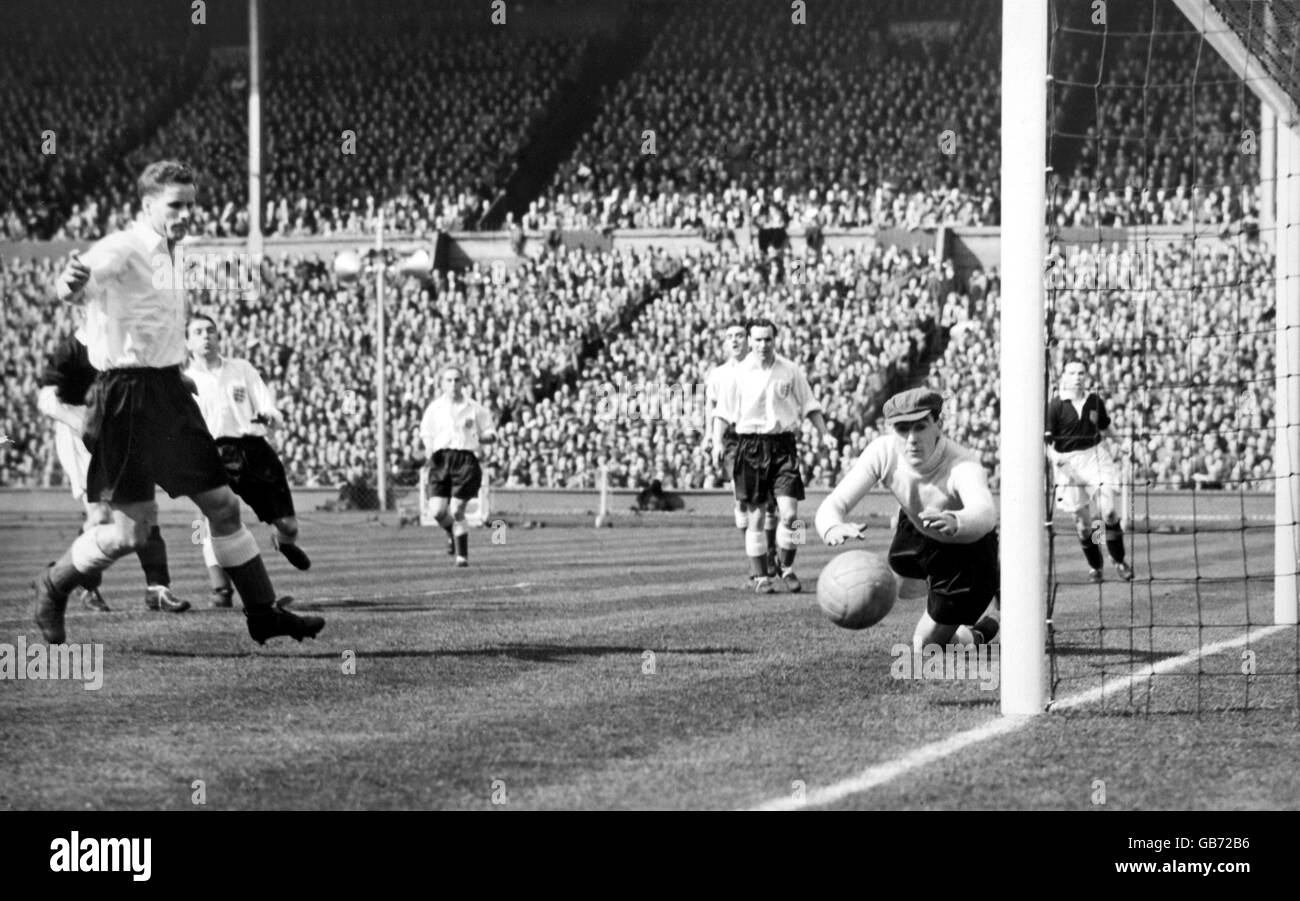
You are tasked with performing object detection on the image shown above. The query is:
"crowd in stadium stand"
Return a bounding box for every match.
[541,0,1001,232]
[2,0,1269,240]
[4,235,1278,498]
[931,240,1277,490]
[4,1,583,241]
[1049,5,1261,230]
[0,0,193,240]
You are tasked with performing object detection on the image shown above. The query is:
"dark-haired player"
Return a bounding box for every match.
[712,318,826,594]
[36,319,191,614]
[1047,359,1133,582]
[420,366,496,567]
[35,159,323,645]
[186,313,311,608]
[816,388,1000,650]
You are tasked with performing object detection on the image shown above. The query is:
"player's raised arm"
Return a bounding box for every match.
[247,362,283,427]
[55,251,91,303]
[816,440,885,545]
[944,460,998,541]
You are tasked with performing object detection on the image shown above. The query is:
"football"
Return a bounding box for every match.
[816,549,898,630]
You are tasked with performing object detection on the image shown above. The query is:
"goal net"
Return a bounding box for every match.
[1000,0,1300,715]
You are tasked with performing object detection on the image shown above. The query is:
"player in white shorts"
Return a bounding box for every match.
[1046,358,1133,582]
[420,367,496,567]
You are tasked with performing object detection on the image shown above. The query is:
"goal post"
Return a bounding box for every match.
[999,0,1050,716]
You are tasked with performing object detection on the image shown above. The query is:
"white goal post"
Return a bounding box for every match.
[999,0,1300,716]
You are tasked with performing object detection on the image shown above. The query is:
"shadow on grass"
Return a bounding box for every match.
[436,643,753,663]
[1051,644,1183,664]
[134,643,753,663]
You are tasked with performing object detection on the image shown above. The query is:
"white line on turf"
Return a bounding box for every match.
[747,623,1292,811]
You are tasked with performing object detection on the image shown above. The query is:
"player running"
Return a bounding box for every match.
[712,318,827,594]
[36,319,191,614]
[419,366,496,567]
[34,159,323,645]
[186,313,311,608]
[816,388,1000,651]
[1047,358,1133,582]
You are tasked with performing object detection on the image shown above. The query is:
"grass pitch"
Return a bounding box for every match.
[1,508,1297,810]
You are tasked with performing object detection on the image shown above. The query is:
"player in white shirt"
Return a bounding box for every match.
[705,319,782,580]
[712,318,828,594]
[36,159,322,646]
[420,367,496,567]
[36,319,190,614]
[816,389,1000,651]
[186,314,311,608]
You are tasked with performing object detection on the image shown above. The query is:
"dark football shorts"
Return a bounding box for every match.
[888,509,999,626]
[427,448,482,501]
[216,435,296,523]
[721,427,739,479]
[733,433,804,507]
[84,366,229,505]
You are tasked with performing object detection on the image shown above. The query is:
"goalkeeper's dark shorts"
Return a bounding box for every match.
[215,435,296,523]
[428,449,482,501]
[732,432,804,507]
[888,510,999,626]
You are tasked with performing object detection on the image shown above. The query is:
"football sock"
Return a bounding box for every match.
[745,529,768,578]
[776,522,797,570]
[136,525,170,587]
[207,565,232,591]
[211,526,276,609]
[46,551,85,598]
[81,569,103,591]
[453,521,469,559]
[1080,540,1104,570]
[1105,522,1127,564]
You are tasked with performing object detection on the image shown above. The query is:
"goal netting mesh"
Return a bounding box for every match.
[1042,0,1300,714]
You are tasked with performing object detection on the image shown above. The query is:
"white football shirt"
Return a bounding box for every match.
[186,357,278,439]
[714,353,821,435]
[420,395,495,455]
[79,219,188,370]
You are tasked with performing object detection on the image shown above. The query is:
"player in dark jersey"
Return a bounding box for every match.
[36,327,191,613]
[1046,359,1133,582]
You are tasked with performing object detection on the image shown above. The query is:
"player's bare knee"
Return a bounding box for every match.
[275,517,299,540]
[204,494,243,534]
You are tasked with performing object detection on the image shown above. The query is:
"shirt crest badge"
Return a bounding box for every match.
[232,385,247,404]
[776,380,791,399]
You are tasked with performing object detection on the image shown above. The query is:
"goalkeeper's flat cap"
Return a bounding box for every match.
[883,388,943,424]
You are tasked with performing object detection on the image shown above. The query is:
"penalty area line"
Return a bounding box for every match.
[747,623,1291,811]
